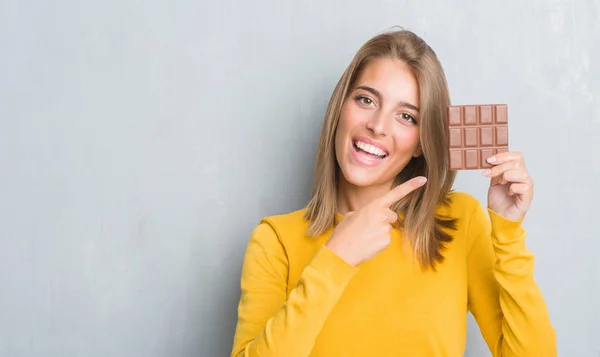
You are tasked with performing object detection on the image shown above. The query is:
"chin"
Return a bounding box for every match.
[339,165,387,188]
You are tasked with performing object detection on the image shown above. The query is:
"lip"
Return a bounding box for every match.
[352,136,390,156]
[350,139,388,167]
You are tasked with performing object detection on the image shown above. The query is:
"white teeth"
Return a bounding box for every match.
[355,141,387,157]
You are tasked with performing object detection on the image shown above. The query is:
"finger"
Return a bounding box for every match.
[507,183,530,196]
[486,151,525,166]
[498,170,530,185]
[490,174,503,186]
[483,160,522,178]
[379,176,427,207]
[386,209,398,223]
[509,183,534,204]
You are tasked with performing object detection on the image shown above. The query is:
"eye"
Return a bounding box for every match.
[399,112,418,124]
[355,95,374,106]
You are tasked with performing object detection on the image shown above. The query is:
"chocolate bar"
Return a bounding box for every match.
[448,104,508,170]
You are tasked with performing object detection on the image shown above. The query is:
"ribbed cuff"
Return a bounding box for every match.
[309,245,359,287]
[487,207,526,244]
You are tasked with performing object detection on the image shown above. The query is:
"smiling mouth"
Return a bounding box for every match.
[353,140,389,159]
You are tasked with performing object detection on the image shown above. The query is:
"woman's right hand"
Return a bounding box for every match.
[325,176,427,266]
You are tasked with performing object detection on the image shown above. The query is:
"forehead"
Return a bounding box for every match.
[354,57,419,103]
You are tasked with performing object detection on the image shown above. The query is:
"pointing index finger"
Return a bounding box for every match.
[379,176,427,207]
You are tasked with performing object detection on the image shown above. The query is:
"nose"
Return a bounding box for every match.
[366,110,389,137]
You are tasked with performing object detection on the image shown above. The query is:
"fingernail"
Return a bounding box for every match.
[487,156,496,164]
[482,169,491,176]
[417,177,427,184]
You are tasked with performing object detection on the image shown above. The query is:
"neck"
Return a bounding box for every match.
[337,177,392,215]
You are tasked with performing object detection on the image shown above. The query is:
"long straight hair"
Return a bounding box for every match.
[305,29,458,270]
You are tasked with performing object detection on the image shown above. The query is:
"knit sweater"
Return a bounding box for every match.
[230,191,556,356]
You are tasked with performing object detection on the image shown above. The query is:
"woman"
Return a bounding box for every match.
[230,29,556,357]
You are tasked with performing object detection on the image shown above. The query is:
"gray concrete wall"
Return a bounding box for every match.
[1,0,598,356]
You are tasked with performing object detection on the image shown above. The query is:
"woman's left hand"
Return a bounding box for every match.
[483,151,534,221]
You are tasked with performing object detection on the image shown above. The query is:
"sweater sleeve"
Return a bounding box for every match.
[466,203,557,356]
[230,221,359,357]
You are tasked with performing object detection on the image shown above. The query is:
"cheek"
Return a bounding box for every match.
[339,101,367,129]
[391,128,421,156]
[335,117,347,146]
[335,104,354,148]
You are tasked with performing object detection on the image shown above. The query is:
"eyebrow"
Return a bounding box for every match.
[355,85,420,113]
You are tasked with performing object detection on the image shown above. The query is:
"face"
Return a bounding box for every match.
[334,57,421,189]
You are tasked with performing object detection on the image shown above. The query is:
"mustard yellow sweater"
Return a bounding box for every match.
[230,192,556,356]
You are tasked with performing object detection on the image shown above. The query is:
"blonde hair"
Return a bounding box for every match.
[305,29,457,270]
